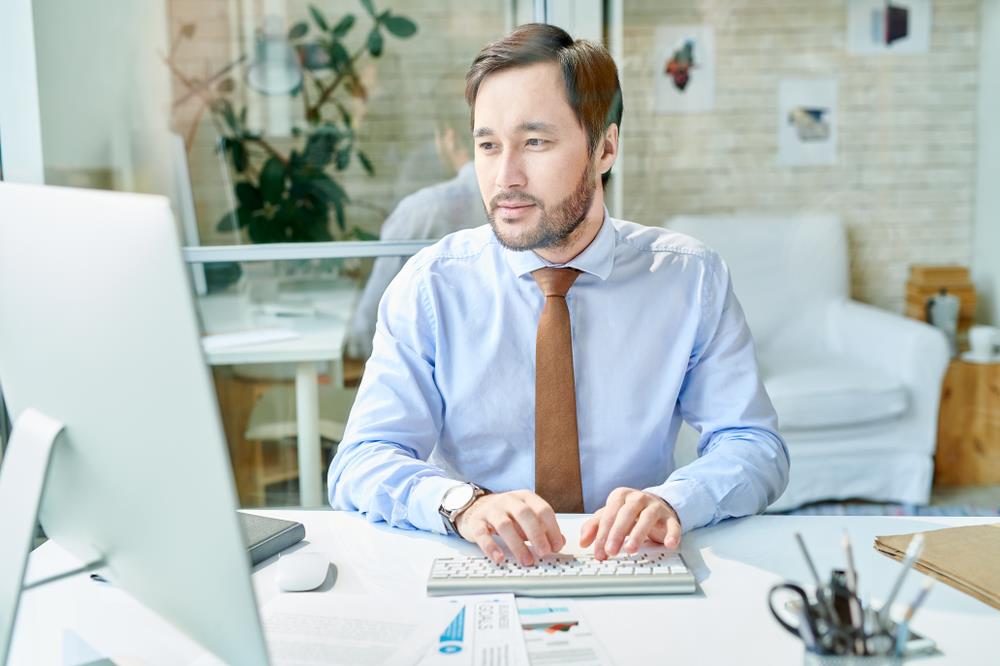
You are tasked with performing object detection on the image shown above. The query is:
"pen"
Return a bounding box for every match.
[894,578,935,658]
[842,531,865,654]
[794,532,838,626]
[878,533,925,627]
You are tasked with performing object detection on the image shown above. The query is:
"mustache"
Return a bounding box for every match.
[490,192,542,210]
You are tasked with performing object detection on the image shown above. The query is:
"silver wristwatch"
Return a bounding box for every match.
[438,482,490,535]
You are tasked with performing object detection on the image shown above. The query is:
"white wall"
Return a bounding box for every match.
[31,0,176,195]
[974,0,1000,325]
[0,0,44,184]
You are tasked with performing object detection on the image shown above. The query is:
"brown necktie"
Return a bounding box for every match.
[531,267,584,513]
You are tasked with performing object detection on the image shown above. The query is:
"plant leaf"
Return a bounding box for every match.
[332,197,346,231]
[216,77,236,93]
[367,28,384,57]
[259,157,286,204]
[288,21,308,39]
[335,146,351,170]
[305,173,349,205]
[216,210,239,232]
[383,14,417,37]
[357,149,374,176]
[309,5,329,31]
[360,0,376,17]
[333,99,353,127]
[328,41,351,72]
[217,100,239,133]
[348,225,379,240]
[303,131,337,168]
[235,181,263,210]
[332,14,355,38]
[231,141,248,172]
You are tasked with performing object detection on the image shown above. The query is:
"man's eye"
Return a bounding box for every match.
[527,138,546,147]
[479,142,495,151]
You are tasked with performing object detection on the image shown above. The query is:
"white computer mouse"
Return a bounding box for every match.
[276,552,330,592]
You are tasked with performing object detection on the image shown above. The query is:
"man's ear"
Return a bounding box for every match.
[598,123,619,174]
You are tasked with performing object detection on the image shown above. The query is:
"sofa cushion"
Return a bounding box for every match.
[763,359,908,430]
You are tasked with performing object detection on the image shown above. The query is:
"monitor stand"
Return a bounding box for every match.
[0,408,104,664]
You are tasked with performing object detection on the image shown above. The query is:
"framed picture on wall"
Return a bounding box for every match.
[778,79,838,167]
[847,0,932,54]
[653,26,715,114]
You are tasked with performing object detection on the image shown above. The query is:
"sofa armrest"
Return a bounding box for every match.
[826,300,949,439]
[827,300,949,382]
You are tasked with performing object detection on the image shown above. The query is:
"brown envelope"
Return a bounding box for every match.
[875,523,1000,611]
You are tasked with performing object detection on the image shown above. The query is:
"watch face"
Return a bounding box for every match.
[442,484,476,512]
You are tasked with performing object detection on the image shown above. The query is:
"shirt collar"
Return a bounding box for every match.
[502,207,616,281]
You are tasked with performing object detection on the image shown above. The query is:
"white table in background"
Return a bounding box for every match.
[197,279,359,507]
[10,512,999,665]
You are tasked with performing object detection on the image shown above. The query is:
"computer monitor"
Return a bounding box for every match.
[0,183,269,665]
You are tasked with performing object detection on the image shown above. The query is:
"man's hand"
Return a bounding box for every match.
[455,490,566,566]
[579,487,682,560]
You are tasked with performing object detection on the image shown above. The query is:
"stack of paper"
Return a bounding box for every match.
[875,523,1000,610]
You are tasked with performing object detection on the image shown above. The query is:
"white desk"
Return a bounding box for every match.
[10,512,999,665]
[198,279,358,507]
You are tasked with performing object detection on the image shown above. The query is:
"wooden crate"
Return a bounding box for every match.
[935,359,1000,486]
[905,264,976,332]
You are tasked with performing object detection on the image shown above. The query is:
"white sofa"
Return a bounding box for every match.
[666,214,950,511]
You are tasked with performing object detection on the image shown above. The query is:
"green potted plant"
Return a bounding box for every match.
[167,0,417,245]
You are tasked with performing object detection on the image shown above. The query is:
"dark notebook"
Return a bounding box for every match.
[238,512,306,565]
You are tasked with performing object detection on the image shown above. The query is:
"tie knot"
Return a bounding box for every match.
[531,267,580,298]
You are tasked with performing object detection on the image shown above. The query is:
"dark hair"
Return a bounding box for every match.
[465,23,623,186]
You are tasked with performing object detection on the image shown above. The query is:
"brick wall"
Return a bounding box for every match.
[167,0,981,313]
[618,0,980,312]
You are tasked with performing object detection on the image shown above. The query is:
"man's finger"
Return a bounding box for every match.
[624,504,662,553]
[593,492,628,560]
[603,495,645,557]
[663,515,683,550]
[488,510,535,566]
[520,494,563,554]
[470,524,505,564]
[578,508,603,547]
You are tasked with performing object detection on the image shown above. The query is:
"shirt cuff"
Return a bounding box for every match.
[408,475,465,534]
[643,478,716,533]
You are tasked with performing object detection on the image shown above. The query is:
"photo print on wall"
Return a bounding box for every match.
[847,0,932,54]
[778,79,838,167]
[653,26,715,114]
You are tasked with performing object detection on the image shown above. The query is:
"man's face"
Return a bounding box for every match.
[472,62,599,252]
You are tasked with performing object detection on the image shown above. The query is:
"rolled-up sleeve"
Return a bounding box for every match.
[328,255,456,533]
[644,252,790,532]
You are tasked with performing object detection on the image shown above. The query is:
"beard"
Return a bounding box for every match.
[487,161,597,252]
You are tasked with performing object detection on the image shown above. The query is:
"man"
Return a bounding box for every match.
[345,110,485,359]
[328,24,789,566]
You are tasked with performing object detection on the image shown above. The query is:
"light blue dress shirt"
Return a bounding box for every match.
[328,210,790,534]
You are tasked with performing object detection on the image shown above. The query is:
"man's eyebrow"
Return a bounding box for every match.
[517,121,558,134]
[472,121,558,139]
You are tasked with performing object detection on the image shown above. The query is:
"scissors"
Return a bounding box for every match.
[768,582,856,655]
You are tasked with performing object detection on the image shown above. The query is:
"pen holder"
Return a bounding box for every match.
[803,653,901,666]
[770,588,937,664]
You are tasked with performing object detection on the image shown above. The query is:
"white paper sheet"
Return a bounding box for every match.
[419,594,529,666]
[260,593,455,666]
[516,599,613,665]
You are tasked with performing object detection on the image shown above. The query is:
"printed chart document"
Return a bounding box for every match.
[260,593,455,666]
[419,594,529,666]
[516,599,613,665]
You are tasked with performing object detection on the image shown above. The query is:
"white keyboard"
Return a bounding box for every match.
[427,551,696,597]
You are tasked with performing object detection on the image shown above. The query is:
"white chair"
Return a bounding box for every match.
[666,214,950,510]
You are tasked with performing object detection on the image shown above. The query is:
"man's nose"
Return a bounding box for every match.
[495,151,526,190]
